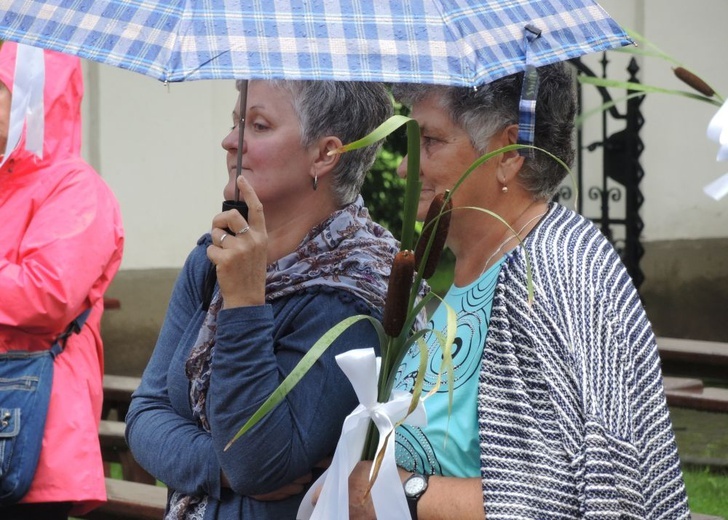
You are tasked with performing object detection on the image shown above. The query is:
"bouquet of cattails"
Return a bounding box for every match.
[360,191,453,460]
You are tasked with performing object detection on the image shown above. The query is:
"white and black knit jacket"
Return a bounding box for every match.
[478,203,690,519]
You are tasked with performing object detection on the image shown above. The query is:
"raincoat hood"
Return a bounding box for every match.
[0,41,83,166]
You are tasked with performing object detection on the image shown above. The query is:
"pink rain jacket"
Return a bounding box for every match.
[0,43,124,514]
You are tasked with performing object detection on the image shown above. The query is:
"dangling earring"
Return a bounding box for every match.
[313,173,318,191]
[501,185,508,193]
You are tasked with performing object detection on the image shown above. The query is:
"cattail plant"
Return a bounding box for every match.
[673,66,715,97]
[414,191,452,279]
[382,250,416,337]
[578,30,724,117]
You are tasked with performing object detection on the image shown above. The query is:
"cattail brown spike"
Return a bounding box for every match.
[382,250,415,337]
[673,67,715,97]
[415,192,452,279]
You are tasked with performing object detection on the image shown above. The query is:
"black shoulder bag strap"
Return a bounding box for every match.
[49,308,93,359]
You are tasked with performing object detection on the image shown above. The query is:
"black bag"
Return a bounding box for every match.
[0,309,91,505]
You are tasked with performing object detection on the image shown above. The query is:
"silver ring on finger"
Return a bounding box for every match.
[219,233,228,246]
[237,225,250,236]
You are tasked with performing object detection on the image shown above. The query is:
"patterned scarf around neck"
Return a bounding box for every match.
[166,197,398,519]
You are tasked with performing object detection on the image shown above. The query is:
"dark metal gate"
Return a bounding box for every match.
[559,54,646,290]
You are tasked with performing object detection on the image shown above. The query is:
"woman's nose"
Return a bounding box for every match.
[221,126,237,152]
[221,125,246,154]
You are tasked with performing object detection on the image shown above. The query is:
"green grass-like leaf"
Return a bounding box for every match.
[618,29,681,66]
[331,113,421,251]
[578,76,723,106]
[430,300,457,440]
[225,314,383,450]
[330,115,412,155]
[400,121,422,251]
[575,91,648,127]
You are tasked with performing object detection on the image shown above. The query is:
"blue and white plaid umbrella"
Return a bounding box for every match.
[0,0,630,193]
[0,0,629,87]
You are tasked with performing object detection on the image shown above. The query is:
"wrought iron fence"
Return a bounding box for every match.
[561,54,646,290]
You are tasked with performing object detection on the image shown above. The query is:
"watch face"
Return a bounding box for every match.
[404,475,427,496]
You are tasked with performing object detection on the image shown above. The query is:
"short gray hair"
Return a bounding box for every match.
[392,62,576,200]
[238,80,393,206]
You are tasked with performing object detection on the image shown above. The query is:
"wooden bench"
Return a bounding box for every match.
[662,376,704,392]
[99,419,156,484]
[91,417,166,518]
[665,387,728,413]
[83,376,167,520]
[103,297,121,310]
[657,336,728,381]
[79,478,167,520]
[100,375,155,486]
[658,339,728,413]
[102,374,141,421]
[663,376,728,413]
[92,371,169,518]
[657,337,728,366]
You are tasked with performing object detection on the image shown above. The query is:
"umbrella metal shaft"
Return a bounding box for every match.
[234,80,248,202]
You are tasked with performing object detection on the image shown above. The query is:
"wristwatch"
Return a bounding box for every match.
[403,472,429,520]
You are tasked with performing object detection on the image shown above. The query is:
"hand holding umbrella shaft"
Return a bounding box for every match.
[207,175,266,308]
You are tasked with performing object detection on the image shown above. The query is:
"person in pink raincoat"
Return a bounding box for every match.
[0,42,124,519]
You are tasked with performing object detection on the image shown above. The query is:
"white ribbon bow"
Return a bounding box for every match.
[297,348,427,520]
[1,44,45,168]
[704,99,728,200]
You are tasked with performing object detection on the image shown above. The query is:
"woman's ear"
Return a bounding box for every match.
[311,136,342,180]
[496,124,525,183]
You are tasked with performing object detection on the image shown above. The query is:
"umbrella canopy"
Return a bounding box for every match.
[0,0,630,86]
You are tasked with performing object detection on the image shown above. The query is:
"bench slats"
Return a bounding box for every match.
[657,337,728,366]
[80,478,167,520]
[665,387,728,413]
[662,376,704,392]
[99,419,127,450]
[99,419,156,485]
[103,374,141,406]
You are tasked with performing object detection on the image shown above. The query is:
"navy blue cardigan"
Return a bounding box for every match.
[126,235,382,519]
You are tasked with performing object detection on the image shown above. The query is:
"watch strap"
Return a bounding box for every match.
[407,495,418,520]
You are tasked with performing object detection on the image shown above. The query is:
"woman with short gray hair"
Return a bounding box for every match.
[127,79,400,519]
[343,62,689,519]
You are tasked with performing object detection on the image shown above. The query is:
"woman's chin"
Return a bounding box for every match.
[223,184,235,201]
[417,193,435,217]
